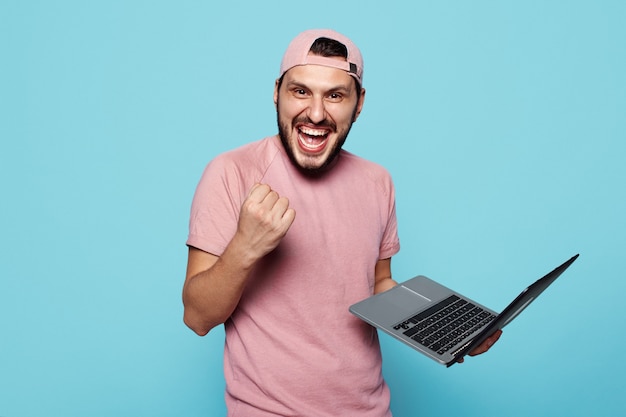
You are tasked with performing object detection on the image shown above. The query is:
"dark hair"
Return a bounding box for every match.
[277,37,362,96]
[308,37,349,59]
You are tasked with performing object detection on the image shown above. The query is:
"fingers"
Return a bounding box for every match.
[484,329,502,350]
[248,183,295,224]
[247,184,280,209]
[457,329,503,364]
[468,329,503,357]
[237,184,295,259]
[247,183,271,201]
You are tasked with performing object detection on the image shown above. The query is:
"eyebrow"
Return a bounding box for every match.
[285,79,353,95]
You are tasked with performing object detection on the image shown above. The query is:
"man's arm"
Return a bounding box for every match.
[373,258,397,294]
[182,246,254,336]
[182,184,295,336]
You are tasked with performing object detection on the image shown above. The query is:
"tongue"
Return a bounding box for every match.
[299,133,326,151]
[304,135,323,144]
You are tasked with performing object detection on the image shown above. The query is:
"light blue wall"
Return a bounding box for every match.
[1,1,624,416]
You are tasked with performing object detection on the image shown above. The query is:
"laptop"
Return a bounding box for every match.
[349,254,579,367]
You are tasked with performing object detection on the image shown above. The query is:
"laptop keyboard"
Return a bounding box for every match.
[393,295,496,355]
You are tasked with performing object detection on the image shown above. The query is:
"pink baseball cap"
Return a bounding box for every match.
[279,29,364,86]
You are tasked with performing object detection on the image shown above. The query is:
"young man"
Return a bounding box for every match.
[183,29,500,417]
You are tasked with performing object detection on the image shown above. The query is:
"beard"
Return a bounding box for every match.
[276,98,358,177]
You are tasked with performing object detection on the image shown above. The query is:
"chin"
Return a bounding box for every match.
[278,121,348,176]
[295,151,342,176]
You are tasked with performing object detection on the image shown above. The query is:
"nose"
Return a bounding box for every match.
[307,95,327,124]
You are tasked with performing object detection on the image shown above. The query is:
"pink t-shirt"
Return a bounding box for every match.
[188,135,400,417]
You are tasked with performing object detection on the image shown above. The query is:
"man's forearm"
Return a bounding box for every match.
[374,277,397,295]
[182,244,257,335]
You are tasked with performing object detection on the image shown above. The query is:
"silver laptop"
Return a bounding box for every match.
[349,254,579,367]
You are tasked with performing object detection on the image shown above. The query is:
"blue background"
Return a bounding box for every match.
[1,1,624,416]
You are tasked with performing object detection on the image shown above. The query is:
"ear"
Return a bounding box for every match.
[273,79,280,109]
[353,88,366,122]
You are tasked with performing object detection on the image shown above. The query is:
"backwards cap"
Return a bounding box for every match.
[279,29,364,86]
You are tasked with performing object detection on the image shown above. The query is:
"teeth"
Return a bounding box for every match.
[298,131,326,151]
[301,142,318,150]
[300,127,328,137]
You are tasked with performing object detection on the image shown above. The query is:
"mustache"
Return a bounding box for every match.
[294,116,336,131]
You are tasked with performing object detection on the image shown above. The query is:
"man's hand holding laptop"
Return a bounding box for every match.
[457,329,503,363]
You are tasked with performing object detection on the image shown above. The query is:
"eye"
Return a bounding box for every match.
[292,88,308,97]
[327,92,343,102]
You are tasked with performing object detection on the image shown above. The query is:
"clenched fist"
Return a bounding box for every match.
[234,183,296,262]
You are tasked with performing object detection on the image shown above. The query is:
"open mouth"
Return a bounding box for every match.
[297,126,330,153]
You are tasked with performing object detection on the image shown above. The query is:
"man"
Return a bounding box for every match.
[183,29,500,417]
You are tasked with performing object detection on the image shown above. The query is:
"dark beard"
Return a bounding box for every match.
[276,99,357,177]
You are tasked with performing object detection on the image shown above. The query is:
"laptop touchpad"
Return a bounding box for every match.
[389,285,431,317]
